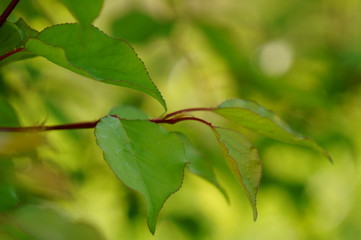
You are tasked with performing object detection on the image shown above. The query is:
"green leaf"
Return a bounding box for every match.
[212,127,261,220]
[111,11,172,43]
[0,96,19,126]
[59,0,103,24]
[0,19,37,65]
[214,99,332,162]
[109,105,149,120]
[95,116,186,234]
[0,184,18,211]
[11,206,105,240]
[25,24,167,110]
[175,132,229,202]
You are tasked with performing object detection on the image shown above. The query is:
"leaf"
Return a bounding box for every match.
[212,127,261,220]
[214,99,332,162]
[11,206,105,240]
[175,132,229,202]
[25,24,167,110]
[109,105,149,120]
[111,11,172,43]
[58,0,103,25]
[0,96,19,126]
[0,19,38,65]
[95,116,186,234]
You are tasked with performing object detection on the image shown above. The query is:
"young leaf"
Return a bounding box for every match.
[58,0,103,25]
[175,132,229,202]
[212,127,262,221]
[95,116,186,234]
[214,99,332,162]
[25,24,167,110]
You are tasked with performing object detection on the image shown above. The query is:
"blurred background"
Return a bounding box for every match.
[1,0,361,239]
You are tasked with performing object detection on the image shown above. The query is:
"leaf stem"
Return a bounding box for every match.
[0,48,24,62]
[163,107,214,120]
[0,0,20,27]
[0,109,216,133]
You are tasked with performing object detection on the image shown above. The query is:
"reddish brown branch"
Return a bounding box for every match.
[0,0,20,27]
[0,120,100,132]
[0,48,24,62]
[162,107,214,120]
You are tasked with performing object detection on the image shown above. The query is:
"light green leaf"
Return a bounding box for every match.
[212,127,261,220]
[95,116,186,234]
[214,99,332,162]
[175,132,229,202]
[25,24,167,110]
[59,0,103,24]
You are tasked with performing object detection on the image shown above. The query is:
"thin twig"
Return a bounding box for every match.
[0,48,24,62]
[0,0,20,27]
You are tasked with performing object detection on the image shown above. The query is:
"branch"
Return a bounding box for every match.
[0,48,24,62]
[0,0,20,27]
[0,120,100,132]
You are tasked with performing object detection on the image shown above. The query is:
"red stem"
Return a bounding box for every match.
[0,115,215,133]
[0,0,20,27]
[0,48,24,62]
[163,107,214,120]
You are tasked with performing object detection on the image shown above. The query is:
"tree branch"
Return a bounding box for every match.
[0,0,20,27]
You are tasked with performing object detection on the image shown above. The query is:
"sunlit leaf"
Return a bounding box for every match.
[109,105,149,120]
[59,0,103,24]
[25,24,167,110]
[212,127,261,220]
[175,132,229,202]
[11,206,105,240]
[214,99,332,162]
[95,116,186,234]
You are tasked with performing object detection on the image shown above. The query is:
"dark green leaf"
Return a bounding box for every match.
[25,24,167,110]
[175,132,228,202]
[0,19,37,65]
[0,184,18,211]
[95,116,186,234]
[214,99,332,162]
[59,0,103,24]
[111,11,172,43]
[0,96,19,126]
[212,127,261,220]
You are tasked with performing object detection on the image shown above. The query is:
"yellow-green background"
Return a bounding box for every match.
[1,0,360,239]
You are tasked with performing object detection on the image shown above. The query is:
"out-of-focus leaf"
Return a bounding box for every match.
[95,116,186,234]
[58,0,103,25]
[0,96,19,126]
[0,183,19,211]
[109,105,149,120]
[175,132,228,202]
[25,24,167,110]
[214,99,332,162]
[0,133,46,155]
[111,11,172,43]
[0,19,38,65]
[11,206,105,240]
[212,127,261,220]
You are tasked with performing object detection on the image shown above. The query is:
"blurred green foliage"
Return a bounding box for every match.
[1,0,361,239]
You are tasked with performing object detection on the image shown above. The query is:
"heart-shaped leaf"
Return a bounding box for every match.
[95,116,186,233]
